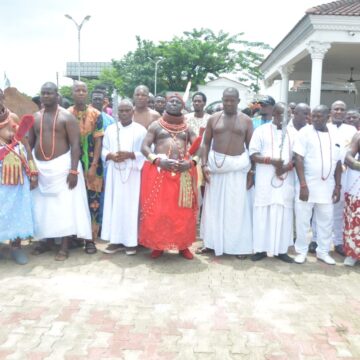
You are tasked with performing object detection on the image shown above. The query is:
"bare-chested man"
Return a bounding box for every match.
[29,82,92,261]
[199,87,254,257]
[139,94,199,260]
[343,132,360,266]
[133,85,160,129]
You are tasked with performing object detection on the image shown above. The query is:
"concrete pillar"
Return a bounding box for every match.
[278,65,294,104]
[306,41,331,109]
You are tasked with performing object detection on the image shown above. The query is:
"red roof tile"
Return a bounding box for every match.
[306,0,360,16]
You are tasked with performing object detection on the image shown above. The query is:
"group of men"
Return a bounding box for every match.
[0,82,359,267]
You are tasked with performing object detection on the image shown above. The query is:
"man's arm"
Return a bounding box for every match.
[345,133,360,171]
[200,115,214,183]
[141,122,157,158]
[65,113,81,189]
[332,160,342,203]
[295,153,309,201]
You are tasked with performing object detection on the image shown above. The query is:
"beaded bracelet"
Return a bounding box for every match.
[69,169,79,175]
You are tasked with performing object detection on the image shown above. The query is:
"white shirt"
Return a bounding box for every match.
[293,124,341,204]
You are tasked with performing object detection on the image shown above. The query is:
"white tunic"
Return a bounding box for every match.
[100,121,146,246]
[293,124,342,204]
[249,122,295,255]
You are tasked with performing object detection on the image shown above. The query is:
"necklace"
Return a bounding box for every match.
[212,112,237,168]
[39,106,59,161]
[159,117,188,134]
[270,124,292,188]
[315,129,332,181]
[114,121,134,183]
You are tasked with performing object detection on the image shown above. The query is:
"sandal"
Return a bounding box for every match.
[55,249,69,261]
[32,242,52,255]
[195,247,213,255]
[236,255,248,260]
[85,241,97,254]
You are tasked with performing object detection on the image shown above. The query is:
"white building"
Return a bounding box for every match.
[260,0,360,108]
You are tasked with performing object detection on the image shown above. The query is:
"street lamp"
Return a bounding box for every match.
[147,57,164,95]
[65,14,91,80]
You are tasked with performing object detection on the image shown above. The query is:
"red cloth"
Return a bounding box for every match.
[343,192,360,260]
[139,162,197,250]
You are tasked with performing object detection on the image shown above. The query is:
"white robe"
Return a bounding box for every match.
[100,121,146,246]
[200,150,253,256]
[249,123,296,255]
[32,151,92,240]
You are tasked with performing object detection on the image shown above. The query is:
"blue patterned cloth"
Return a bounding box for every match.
[252,116,272,129]
[0,150,34,242]
[102,112,114,130]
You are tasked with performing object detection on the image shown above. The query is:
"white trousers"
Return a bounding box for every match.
[295,201,333,257]
[311,200,344,246]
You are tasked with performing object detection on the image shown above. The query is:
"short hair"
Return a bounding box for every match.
[41,82,58,93]
[118,98,134,108]
[331,100,346,110]
[223,87,239,99]
[91,89,106,98]
[192,91,207,103]
[72,81,87,91]
[134,85,149,95]
[313,104,329,116]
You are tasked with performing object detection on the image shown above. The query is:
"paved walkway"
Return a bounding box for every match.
[0,240,360,360]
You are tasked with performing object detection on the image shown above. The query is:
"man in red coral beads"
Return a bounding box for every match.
[139,94,199,260]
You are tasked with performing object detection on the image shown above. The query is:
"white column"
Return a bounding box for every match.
[306,41,331,109]
[278,65,294,104]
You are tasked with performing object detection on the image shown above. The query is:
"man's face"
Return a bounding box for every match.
[133,88,149,108]
[165,97,184,115]
[222,94,239,115]
[91,93,104,111]
[118,104,134,125]
[72,84,88,106]
[192,95,205,112]
[345,110,360,129]
[331,102,346,125]
[293,108,311,129]
[312,110,328,131]
[259,103,273,116]
[40,86,58,107]
[154,97,166,113]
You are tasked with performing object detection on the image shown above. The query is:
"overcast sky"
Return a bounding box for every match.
[1,0,322,95]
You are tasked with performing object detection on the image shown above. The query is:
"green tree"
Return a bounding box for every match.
[110,28,270,97]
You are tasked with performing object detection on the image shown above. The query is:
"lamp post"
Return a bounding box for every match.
[65,14,91,80]
[147,57,164,95]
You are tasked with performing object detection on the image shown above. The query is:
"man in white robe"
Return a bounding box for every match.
[101,100,146,255]
[293,105,342,265]
[29,82,92,261]
[199,88,253,257]
[249,103,295,263]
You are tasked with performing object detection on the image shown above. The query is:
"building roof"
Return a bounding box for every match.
[306,0,360,16]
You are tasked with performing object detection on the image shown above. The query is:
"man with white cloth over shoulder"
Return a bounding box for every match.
[101,99,146,255]
[199,87,254,257]
[29,82,92,261]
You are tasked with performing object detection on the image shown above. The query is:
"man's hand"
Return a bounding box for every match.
[159,158,178,172]
[332,186,341,203]
[87,165,97,184]
[246,171,254,189]
[202,165,211,183]
[67,173,78,190]
[30,175,38,190]
[174,160,192,173]
[299,185,309,202]
[271,158,284,169]
[275,164,289,177]
[117,151,134,162]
